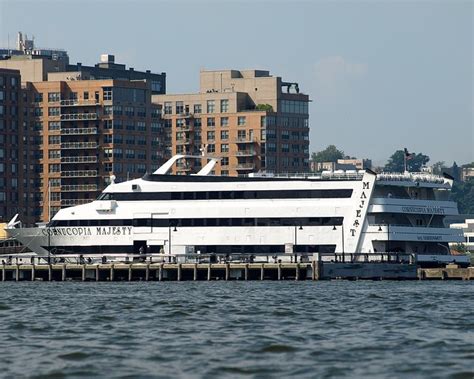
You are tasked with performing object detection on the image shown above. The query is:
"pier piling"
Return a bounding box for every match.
[0,262,472,282]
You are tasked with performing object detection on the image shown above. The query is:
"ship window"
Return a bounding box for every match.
[50,217,344,228]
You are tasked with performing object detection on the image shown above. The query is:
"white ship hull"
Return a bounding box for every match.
[6,156,470,267]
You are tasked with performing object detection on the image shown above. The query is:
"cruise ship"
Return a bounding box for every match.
[5,155,470,267]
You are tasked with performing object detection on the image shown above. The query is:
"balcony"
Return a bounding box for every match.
[235,150,256,157]
[235,137,257,144]
[236,163,256,170]
[367,224,464,243]
[60,142,98,149]
[369,198,459,216]
[61,184,99,192]
[61,170,98,178]
[176,138,192,145]
[61,127,98,135]
[61,198,91,207]
[60,99,100,107]
[178,112,194,118]
[61,156,98,164]
[60,113,98,121]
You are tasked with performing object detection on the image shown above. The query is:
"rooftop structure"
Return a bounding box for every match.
[0,32,69,62]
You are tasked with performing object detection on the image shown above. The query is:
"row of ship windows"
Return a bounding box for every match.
[50,217,344,228]
[97,189,353,201]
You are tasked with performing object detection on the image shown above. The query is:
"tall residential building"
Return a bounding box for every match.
[25,79,163,222]
[0,68,36,225]
[152,69,310,175]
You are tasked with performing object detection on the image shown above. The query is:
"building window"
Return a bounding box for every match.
[137,121,146,131]
[237,130,246,140]
[103,135,112,143]
[164,102,172,114]
[48,121,60,130]
[207,144,215,153]
[104,163,113,172]
[207,131,215,141]
[151,81,162,92]
[221,157,229,166]
[104,120,113,129]
[124,106,134,116]
[282,143,290,153]
[49,164,60,173]
[221,144,229,153]
[282,130,290,139]
[33,93,43,103]
[194,104,202,114]
[104,106,113,115]
[104,148,113,158]
[176,101,184,114]
[125,149,135,159]
[220,130,229,140]
[176,118,185,128]
[48,136,60,145]
[194,118,202,128]
[103,87,113,101]
[220,99,229,113]
[207,117,215,127]
[48,92,60,102]
[207,100,215,113]
[151,122,160,132]
[114,148,123,158]
[48,150,60,159]
[137,107,146,117]
[238,116,246,126]
[280,100,308,114]
[113,105,123,116]
[261,116,266,127]
[220,117,229,127]
[125,135,135,145]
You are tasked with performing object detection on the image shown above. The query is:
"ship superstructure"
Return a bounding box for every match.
[5,156,468,267]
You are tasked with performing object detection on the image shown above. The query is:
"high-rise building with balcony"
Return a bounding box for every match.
[152,69,310,175]
[25,79,164,222]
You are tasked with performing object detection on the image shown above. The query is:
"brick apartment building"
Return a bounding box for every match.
[25,78,163,222]
[153,69,310,175]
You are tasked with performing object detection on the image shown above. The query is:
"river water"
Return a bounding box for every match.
[0,281,473,379]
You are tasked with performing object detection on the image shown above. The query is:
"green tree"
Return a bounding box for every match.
[255,104,273,112]
[384,150,430,172]
[451,161,461,181]
[451,179,474,214]
[311,145,344,163]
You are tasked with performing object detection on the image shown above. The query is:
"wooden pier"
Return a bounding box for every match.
[1,262,472,281]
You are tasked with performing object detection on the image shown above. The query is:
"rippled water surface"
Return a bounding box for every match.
[0,281,473,379]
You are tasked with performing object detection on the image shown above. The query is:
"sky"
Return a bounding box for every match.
[0,0,472,167]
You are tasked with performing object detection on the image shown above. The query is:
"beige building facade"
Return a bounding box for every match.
[153,69,310,175]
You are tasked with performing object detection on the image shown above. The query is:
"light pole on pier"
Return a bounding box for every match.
[294,224,303,263]
[378,223,390,253]
[332,223,345,262]
[168,222,177,262]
